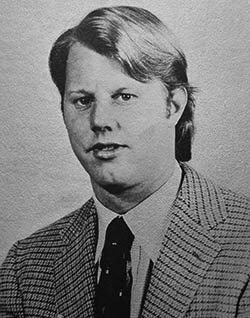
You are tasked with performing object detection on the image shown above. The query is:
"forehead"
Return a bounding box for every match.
[66,43,137,90]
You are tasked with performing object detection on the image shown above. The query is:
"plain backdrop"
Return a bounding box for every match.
[1,0,250,264]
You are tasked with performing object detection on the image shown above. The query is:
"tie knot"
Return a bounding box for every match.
[105,217,134,252]
[100,217,134,271]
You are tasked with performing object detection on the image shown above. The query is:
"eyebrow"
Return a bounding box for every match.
[111,87,130,95]
[68,87,131,96]
[67,88,91,95]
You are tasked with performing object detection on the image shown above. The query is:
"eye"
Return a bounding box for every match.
[113,93,136,102]
[74,95,94,109]
[119,93,132,101]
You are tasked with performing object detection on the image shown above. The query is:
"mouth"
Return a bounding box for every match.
[88,143,127,159]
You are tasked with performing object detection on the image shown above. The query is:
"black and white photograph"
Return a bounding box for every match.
[1,1,250,317]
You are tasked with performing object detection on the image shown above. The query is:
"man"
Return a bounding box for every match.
[0,5,250,318]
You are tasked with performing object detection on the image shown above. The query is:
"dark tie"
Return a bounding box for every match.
[95,217,134,318]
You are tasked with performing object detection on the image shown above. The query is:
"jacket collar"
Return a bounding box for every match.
[141,163,227,318]
[178,163,227,229]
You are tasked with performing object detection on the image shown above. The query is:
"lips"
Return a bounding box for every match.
[88,142,127,159]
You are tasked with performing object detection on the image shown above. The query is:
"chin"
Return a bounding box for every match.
[91,170,135,194]
[101,183,129,195]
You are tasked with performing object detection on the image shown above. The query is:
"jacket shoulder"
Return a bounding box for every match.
[181,162,250,213]
[0,198,96,316]
[220,186,250,215]
[179,163,250,229]
[4,198,95,263]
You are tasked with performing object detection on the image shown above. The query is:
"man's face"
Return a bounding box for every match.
[63,43,176,194]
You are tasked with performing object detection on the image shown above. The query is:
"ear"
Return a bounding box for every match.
[166,87,187,126]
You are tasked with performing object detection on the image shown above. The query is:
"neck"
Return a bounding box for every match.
[91,159,177,214]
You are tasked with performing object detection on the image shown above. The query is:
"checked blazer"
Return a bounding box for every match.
[1,163,250,317]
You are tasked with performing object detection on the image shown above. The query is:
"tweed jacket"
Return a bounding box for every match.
[1,163,250,318]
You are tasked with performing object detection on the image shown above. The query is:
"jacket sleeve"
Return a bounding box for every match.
[0,243,24,318]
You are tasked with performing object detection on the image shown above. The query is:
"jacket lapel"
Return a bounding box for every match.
[141,164,227,318]
[54,199,98,318]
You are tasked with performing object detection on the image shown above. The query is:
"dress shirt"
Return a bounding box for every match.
[94,161,182,318]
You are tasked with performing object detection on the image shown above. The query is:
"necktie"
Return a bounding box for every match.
[95,217,134,318]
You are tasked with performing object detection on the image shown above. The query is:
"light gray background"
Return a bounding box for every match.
[1,0,250,264]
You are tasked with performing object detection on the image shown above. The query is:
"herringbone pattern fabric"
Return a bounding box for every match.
[1,163,250,317]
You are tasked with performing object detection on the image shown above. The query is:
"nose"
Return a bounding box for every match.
[90,99,116,133]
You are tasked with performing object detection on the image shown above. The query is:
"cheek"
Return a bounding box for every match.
[125,99,167,136]
[65,117,90,147]
[129,124,167,163]
[130,117,168,144]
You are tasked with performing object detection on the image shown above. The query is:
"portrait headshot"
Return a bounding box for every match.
[0,1,250,317]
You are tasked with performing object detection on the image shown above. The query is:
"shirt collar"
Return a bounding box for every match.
[93,161,182,263]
